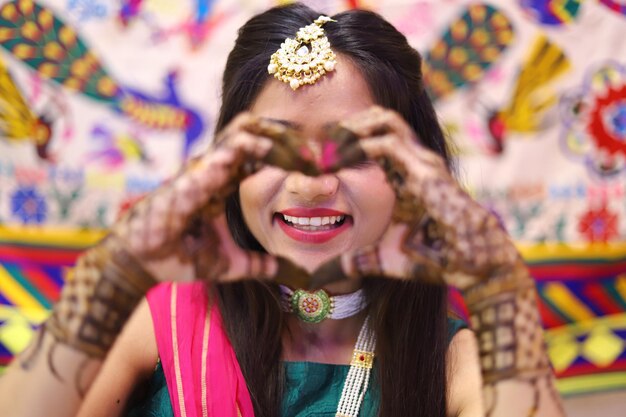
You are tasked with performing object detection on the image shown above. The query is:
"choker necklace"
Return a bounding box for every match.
[279,285,367,323]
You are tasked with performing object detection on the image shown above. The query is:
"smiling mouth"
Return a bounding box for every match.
[277,213,348,231]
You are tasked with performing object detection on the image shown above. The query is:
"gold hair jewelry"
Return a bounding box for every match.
[268,15,337,90]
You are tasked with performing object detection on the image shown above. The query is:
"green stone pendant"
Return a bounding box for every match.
[291,289,333,323]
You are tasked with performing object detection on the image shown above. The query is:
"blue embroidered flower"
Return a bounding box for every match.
[606,101,626,141]
[10,186,48,224]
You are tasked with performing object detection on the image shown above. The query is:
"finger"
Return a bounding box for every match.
[319,124,368,172]
[242,116,290,138]
[225,130,274,161]
[185,215,226,279]
[261,136,319,175]
[214,115,288,176]
[344,223,440,283]
[237,250,284,281]
[358,134,420,168]
[207,215,246,280]
[390,219,449,284]
[181,132,273,213]
[227,118,319,175]
[359,135,451,194]
[339,105,387,137]
[351,245,385,277]
[262,141,318,175]
[202,217,300,286]
[214,112,258,145]
[341,106,416,144]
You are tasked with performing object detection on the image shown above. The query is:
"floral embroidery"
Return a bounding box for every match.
[10,186,48,224]
[578,205,619,242]
[560,61,626,177]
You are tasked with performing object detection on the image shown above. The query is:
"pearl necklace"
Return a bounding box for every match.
[279,285,367,323]
[336,316,376,417]
[280,286,375,416]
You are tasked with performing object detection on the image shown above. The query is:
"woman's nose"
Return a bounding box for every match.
[284,172,340,202]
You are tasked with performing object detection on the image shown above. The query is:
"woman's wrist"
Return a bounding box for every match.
[469,292,550,385]
[46,235,156,358]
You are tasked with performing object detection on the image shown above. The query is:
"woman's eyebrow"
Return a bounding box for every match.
[262,118,303,130]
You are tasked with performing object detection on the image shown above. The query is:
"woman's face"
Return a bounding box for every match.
[240,56,396,273]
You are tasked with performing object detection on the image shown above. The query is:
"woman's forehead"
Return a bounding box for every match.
[250,56,375,132]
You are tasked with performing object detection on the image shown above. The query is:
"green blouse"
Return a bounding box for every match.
[127,318,466,417]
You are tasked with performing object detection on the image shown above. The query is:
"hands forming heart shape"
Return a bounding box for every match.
[46,105,553,408]
[110,105,522,296]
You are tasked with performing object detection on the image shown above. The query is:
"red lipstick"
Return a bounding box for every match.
[275,208,352,244]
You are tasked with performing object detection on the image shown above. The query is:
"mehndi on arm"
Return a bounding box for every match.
[320,116,565,417]
[384,145,565,417]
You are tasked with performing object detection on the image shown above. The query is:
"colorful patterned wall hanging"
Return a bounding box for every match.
[0,226,103,367]
[0,0,624,399]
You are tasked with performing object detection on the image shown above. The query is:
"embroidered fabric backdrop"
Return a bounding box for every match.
[0,0,625,397]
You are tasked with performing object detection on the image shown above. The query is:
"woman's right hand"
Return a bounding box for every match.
[110,112,315,284]
[44,113,317,359]
[0,114,318,417]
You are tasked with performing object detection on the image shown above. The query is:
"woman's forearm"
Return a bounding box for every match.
[45,237,155,357]
[463,263,565,417]
[0,330,102,417]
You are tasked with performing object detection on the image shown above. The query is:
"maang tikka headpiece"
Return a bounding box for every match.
[268,15,337,90]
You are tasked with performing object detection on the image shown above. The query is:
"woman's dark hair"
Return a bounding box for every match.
[216,3,451,417]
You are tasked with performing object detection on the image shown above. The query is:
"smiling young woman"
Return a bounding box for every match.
[240,58,396,270]
[217,9,459,415]
[0,3,564,417]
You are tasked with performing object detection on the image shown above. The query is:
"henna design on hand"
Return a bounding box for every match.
[326,106,563,415]
[18,116,323,399]
[39,115,318,362]
[111,115,317,273]
[470,285,549,383]
[46,237,155,358]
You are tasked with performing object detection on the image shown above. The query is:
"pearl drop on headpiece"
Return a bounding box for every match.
[268,15,337,90]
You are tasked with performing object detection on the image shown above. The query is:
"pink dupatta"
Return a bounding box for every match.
[147,282,255,417]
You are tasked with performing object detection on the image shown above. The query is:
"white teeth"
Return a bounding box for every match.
[281,214,346,227]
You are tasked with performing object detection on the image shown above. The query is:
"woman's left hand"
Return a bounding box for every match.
[310,106,564,417]
[312,105,520,292]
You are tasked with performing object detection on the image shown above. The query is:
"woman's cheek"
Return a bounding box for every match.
[239,167,285,240]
